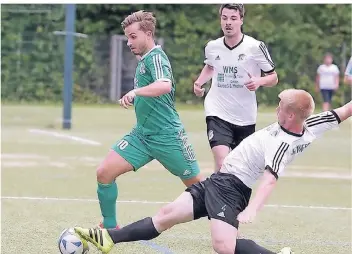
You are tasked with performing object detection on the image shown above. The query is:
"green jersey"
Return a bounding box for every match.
[133,45,182,135]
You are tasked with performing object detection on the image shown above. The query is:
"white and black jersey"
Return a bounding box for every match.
[220,110,341,188]
[204,35,275,126]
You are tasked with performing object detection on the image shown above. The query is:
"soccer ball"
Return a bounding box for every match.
[58,228,89,254]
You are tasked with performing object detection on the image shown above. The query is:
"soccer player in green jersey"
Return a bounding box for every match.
[96,10,204,229]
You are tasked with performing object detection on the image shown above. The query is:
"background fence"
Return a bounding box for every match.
[1,4,351,106]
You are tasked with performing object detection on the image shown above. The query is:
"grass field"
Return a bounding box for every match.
[1,104,351,254]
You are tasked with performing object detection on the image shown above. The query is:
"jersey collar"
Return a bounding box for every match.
[223,34,244,50]
[279,124,305,137]
[140,45,162,60]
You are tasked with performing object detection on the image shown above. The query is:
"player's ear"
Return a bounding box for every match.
[146,30,152,38]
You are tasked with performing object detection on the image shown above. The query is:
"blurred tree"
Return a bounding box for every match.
[1,4,351,106]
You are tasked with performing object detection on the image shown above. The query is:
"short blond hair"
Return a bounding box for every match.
[121,10,156,36]
[278,89,315,121]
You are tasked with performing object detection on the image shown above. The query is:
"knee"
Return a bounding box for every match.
[153,204,174,232]
[212,239,235,254]
[96,166,115,184]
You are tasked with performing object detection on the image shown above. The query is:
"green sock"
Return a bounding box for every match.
[97,181,118,228]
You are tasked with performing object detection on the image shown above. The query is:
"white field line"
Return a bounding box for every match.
[1,153,350,179]
[2,153,350,172]
[28,129,101,146]
[1,161,69,168]
[1,196,351,210]
[0,154,50,159]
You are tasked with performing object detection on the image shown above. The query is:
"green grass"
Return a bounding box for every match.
[1,104,351,254]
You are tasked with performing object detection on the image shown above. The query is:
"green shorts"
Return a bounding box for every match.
[111,128,200,179]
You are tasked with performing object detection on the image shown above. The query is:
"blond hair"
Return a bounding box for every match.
[278,89,315,121]
[121,10,156,36]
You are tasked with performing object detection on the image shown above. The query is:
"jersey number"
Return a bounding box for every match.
[117,140,129,150]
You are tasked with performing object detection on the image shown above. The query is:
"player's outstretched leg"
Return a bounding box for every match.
[236,239,276,254]
[75,192,195,253]
[211,218,238,254]
[74,227,114,254]
[235,239,293,254]
[96,150,135,229]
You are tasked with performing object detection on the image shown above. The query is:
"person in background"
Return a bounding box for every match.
[315,52,340,111]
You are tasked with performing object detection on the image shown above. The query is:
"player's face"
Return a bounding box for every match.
[220,8,243,37]
[124,22,151,56]
[276,100,290,126]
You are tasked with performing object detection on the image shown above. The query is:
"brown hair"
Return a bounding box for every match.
[121,10,156,36]
[219,4,245,18]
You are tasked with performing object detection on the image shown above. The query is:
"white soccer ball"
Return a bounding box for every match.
[58,228,89,254]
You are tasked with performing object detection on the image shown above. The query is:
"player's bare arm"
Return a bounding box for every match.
[333,101,352,122]
[344,75,352,85]
[259,71,278,87]
[237,170,277,224]
[194,64,214,97]
[245,71,278,91]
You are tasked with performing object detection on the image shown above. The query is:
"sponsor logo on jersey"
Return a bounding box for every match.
[215,55,221,60]
[238,54,246,61]
[183,169,191,176]
[270,129,279,137]
[223,66,238,74]
[291,143,311,155]
[133,77,138,88]
[139,62,146,74]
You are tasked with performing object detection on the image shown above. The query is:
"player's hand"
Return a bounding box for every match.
[244,76,262,91]
[237,207,256,224]
[119,89,136,109]
[194,82,205,97]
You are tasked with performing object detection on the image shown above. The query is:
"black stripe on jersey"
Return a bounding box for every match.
[99,229,104,246]
[330,110,341,123]
[272,142,284,171]
[306,114,328,123]
[275,143,289,172]
[306,114,336,127]
[307,118,337,128]
[259,42,275,68]
[89,229,93,239]
[306,110,341,125]
[306,111,335,122]
[265,165,278,179]
[306,115,335,125]
[272,142,289,173]
[94,228,99,243]
[262,67,276,74]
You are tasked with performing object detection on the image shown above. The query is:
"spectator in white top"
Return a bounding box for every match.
[315,52,340,111]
